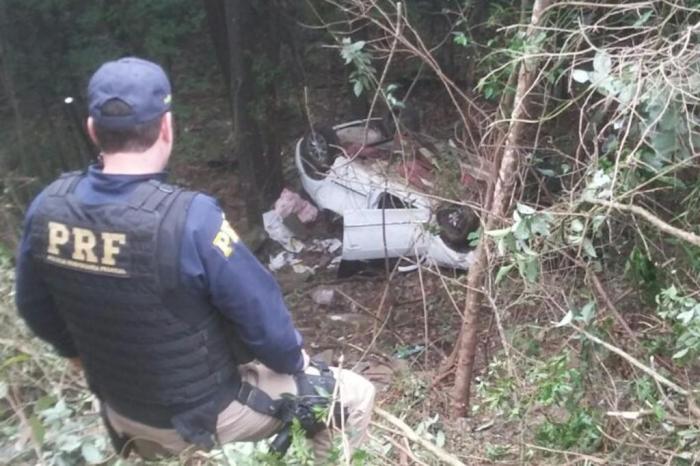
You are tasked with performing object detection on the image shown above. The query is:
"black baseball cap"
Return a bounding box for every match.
[88,57,172,129]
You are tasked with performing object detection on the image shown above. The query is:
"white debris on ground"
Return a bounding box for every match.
[267,238,343,274]
[274,188,318,223]
[264,189,343,274]
[309,238,342,254]
[310,287,335,305]
[262,210,305,253]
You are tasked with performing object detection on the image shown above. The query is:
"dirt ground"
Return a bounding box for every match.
[176,162,514,464]
[164,79,527,463]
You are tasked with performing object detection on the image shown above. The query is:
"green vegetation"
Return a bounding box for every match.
[3,0,700,464]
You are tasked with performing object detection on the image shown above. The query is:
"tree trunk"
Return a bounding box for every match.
[223,0,266,227]
[0,1,26,174]
[256,2,284,201]
[450,0,552,417]
[202,0,231,92]
[210,1,287,230]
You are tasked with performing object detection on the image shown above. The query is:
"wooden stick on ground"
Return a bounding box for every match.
[594,199,700,248]
[374,407,467,466]
[572,325,688,396]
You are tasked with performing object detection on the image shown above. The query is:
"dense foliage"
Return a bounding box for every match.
[2,0,700,464]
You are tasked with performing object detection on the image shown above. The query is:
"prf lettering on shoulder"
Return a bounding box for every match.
[47,221,128,275]
[212,214,240,258]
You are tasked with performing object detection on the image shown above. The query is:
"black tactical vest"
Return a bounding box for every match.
[27,171,242,448]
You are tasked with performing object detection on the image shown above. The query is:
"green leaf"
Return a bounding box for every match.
[453,32,469,47]
[518,256,539,283]
[495,264,514,284]
[555,310,574,327]
[58,434,83,452]
[353,80,364,97]
[593,51,612,77]
[591,215,606,233]
[569,219,585,233]
[435,430,446,448]
[513,220,530,241]
[468,228,481,247]
[656,175,687,190]
[530,216,551,237]
[81,442,105,464]
[677,309,695,325]
[486,227,512,238]
[578,301,597,324]
[0,382,7,399]
[517,203,536,215]
[536,168,557,177]
[0,353,31,371]
[29,415,45,446]
[351,40,366,52]
[40,399,72,424]
[33,395,56,413]
[634,10,653,26]
[571,69,589,83]
[582,238,597,258]
[672,347,689,360]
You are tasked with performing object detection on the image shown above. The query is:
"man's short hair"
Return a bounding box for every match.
[92,99,162,154]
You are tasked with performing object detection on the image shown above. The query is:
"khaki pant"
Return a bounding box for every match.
[106,362,376,462]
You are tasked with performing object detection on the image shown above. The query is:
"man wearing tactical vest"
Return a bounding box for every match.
[14,57,375,461]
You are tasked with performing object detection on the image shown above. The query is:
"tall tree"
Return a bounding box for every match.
[204,0,287,229]
[0,1,25,174]
[451,0,552,417]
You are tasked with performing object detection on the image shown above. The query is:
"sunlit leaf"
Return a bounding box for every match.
[435,430,446,448]
[593,51,612,77]
[353,80,364,97]
[571,69,589,83]
[81,442,104,464]
[453,32,469,47]
[517,203,536,215]
[569,219,584,233]
[577,301,597,324]
[555,310,574,327]
[486,227,512,238]
[634,10,653,26]
[582,238,597,258]
[495,264,514,284]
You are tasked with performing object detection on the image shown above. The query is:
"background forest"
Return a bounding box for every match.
[2,0,700,464]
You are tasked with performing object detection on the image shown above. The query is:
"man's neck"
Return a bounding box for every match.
[101,149,166,175]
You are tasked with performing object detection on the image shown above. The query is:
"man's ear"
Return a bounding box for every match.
[161,112,172,144]
[86,117,99,145]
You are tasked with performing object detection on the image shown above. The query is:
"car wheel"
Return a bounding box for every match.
[300,125,340,179]
[436,205,479,252]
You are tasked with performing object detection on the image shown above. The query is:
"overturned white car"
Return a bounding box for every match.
[295,118,483,270]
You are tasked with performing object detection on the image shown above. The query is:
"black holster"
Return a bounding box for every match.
[269,359,347,456]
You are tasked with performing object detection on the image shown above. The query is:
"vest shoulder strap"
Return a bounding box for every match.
[46,170,85,197]
[157,188,197,291]
[128,179,179,212]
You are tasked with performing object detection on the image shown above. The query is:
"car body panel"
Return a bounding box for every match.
[342,208,431,261]
[295,119,477,270]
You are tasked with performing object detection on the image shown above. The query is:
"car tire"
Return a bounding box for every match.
[300,125,340,179]
[436,205,479,252]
